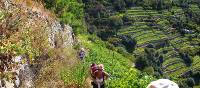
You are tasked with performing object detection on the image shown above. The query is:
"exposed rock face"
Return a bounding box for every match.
[49,21,74,48]
[1,0,74,48]
[13,55,35,88]
[0,55,35,88]
[0,0,74,87]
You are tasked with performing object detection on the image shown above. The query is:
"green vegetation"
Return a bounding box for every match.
[0,2,78,87]
[0,9,49,62]
[44,0,85,34]
[77,34,155,87]
[56,34,156,87]
[1,0,200,87]
[81,0,200,87]
[43,0,156,87]
[42,0,200,87]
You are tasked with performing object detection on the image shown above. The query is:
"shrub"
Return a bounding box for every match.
[186,77,195,87]
[135,55,148,70]
[135,47,163,76]
[44,0,85,34]
[88,25,97,34]
[108,37,121,46]
[120,35,137,53]
[109,15,123,29]
[116,46,128,56]
[112,0,126,11]
[124,0,136,7]
[143,66,155,75]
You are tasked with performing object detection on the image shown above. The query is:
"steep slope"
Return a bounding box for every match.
[76,34,155,88]
[1,0,199,88]
[82,0,200,87]
[0,0,75,87]
[118,4,200,87]
[41,1,157,87]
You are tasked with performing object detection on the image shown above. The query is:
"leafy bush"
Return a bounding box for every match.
[186,77,195,87]
[44,0,85,34]
[142,0,172,10]
[124,0,136,7]
[112,0,126,11]
[108,37,121,46]
[143,66,155,75]
[0,28,45,61]
[135,47,163,76]
[109,15,123,29]
[120,35,137,53]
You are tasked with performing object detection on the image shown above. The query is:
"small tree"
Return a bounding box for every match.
[143,66,155,75]
[120,35,137,53]
[135,55,148,70]
[135,47,163,76]
[164,0,172,10]
[124,0,136,7]
[113,0,126,11]
[143,0,156,9]
[186,78,195,87]
[109,16,123,29]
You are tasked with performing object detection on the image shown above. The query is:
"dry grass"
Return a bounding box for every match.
[1,0,83,87]
[34,47,80,88]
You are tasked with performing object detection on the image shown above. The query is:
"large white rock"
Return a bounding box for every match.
[147,79,179,88]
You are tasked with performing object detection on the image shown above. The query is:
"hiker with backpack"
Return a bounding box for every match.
[78,48,86,60]
[90,63,109,88]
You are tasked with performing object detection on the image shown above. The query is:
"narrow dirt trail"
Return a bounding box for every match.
[86,77,92,88]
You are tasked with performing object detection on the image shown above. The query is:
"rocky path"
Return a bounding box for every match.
[86,77,92,88]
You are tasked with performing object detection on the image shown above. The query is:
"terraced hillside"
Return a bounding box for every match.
[119,7,169,47]
[118,5,200,82]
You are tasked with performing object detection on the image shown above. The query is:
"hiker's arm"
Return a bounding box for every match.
[89,69,92,77]
[104,72,110,80]
[89,69,95,79]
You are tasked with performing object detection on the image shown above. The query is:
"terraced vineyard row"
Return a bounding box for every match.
[118,5,200,80]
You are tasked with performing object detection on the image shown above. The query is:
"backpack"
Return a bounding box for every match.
[90,64,105,80]
[90,64,97,77]
[94,69,104,79]
[79,51,85,58]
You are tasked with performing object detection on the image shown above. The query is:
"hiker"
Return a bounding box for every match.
[90,64,109,88]
[79,48,86,60]
[90,63,97,78]
[147,79,179,88]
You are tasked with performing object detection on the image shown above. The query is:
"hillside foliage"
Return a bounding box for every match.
[1,0,199,87]
[81,0,200,87]
[43,0,200,87]
[43,0,85,34]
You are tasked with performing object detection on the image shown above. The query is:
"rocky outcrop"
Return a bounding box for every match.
[0,0,74,87]
[49,21,74,48]
[1,0,74,48]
